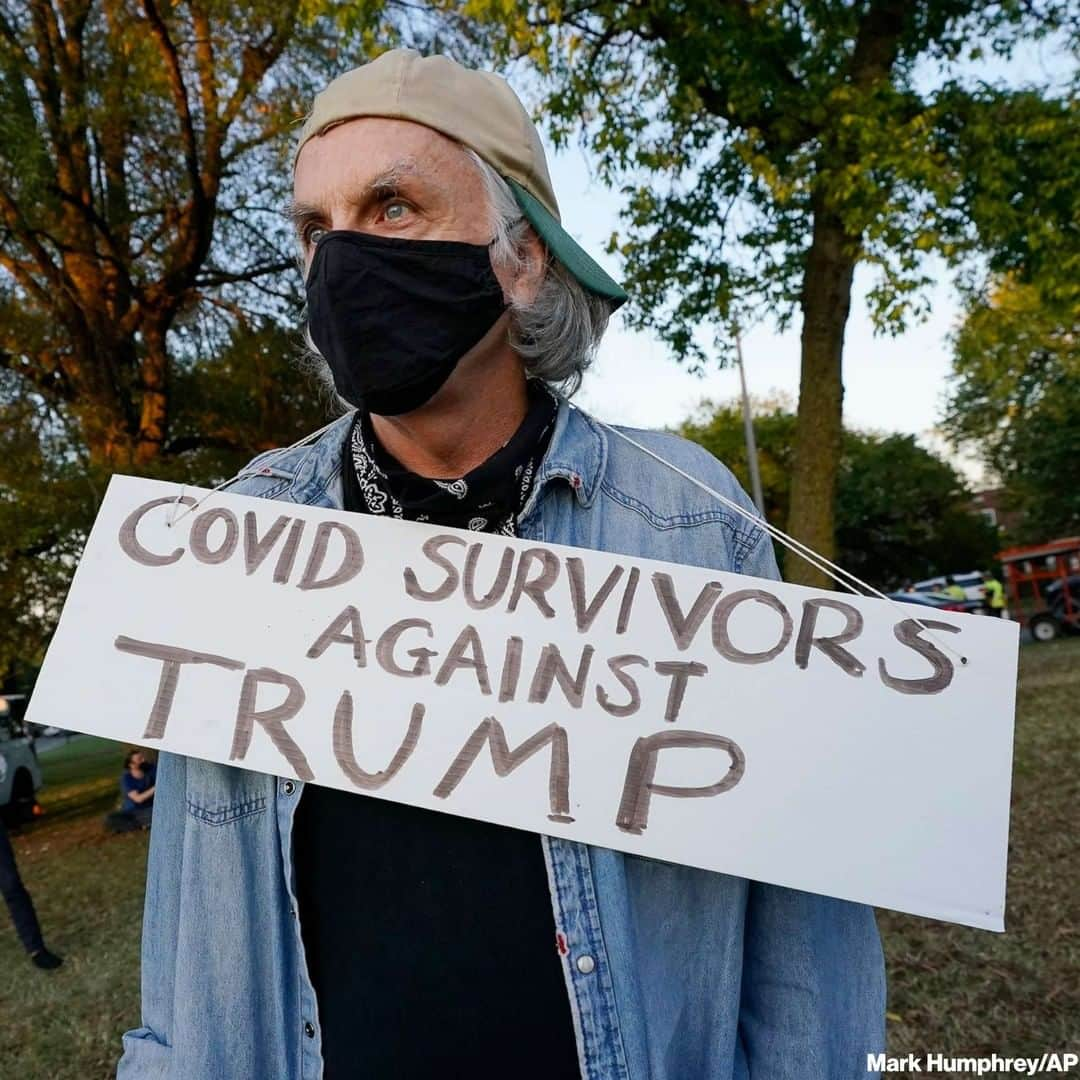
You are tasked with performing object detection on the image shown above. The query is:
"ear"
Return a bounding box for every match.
[507,227,547,306]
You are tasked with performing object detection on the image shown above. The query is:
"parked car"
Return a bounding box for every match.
[912,572,985,602]
[24,721,66,739]
[0,695,43,825]
[887,591,983,615]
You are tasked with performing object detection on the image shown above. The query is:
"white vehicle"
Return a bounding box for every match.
[0,695,43,825]
[913,571,986,602]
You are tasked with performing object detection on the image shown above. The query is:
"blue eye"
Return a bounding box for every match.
[384,202,408,221]
[305,225,327,246]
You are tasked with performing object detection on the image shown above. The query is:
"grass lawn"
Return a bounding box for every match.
[879,635,1080,1075]
[1,640,1078,1079]
[0,737,147,1080]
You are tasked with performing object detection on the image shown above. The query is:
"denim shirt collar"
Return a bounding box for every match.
[272,395,608,513]
[526,398,608,511]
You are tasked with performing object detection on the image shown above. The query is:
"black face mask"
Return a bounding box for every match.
[305,231,508,415]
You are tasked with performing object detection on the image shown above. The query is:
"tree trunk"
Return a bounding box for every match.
[135,324,169,465]
[785,205,857,588]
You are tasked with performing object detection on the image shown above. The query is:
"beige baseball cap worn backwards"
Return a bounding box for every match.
[295,49,628,307]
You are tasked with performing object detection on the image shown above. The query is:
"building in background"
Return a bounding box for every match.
[969,488,1025,540]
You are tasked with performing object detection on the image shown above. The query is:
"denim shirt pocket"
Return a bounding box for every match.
[185,760,271,827]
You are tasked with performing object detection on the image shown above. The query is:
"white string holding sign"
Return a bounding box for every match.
[168,484,188,527]
[163,403,969,665]
[587,409,970,666]
[166,415,345,528]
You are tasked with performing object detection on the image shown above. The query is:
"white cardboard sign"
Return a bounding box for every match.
[28,475,1019,929]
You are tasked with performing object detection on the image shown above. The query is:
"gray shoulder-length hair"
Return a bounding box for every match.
[299,146,614,406]
[466,150,613,395]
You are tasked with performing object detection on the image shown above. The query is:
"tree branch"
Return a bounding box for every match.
[220,120,300,166]
[0,249,55,309]
[14,532,63,559]
[195,260,295,287]
[140,0,211,299]
[0,340,76,402]
[642,1,818,151]
[140,0,203,206]
[219,9,299,134]
[189,0,221,175]
[27,0,77,197]
[0,190,75,302]
[49,185,133,287]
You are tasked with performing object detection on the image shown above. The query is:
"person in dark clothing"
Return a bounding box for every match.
[107,750,155,833]
[121,750,156,822]
[0,816,62,969]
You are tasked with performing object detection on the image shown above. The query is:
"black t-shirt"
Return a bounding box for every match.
[293,386,581,1079]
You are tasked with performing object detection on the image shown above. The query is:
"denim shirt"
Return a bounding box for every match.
[118,400,885,1080]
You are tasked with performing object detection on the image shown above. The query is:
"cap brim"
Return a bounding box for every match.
[506,179,628,309]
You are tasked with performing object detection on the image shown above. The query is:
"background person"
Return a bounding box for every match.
[0,810,62,970]
[106,749,157,833]
[120,750,156,826]
[982,571,1007,617]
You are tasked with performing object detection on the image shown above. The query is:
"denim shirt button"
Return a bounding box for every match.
[576,954,596,974]
[304,1021,315,1038]
[282,780,296,796]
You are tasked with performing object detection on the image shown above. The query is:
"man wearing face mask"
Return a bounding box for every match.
[119,50,885,1080]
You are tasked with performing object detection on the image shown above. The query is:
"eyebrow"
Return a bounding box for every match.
[286,161,429,237]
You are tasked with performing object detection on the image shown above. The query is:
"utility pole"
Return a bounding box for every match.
[735,332,765,517]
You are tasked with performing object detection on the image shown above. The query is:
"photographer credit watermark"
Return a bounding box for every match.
[869,1053,1079,1075]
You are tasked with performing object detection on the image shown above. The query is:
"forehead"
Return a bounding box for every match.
[292,116,478,204]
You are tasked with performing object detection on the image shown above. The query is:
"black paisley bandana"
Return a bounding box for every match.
[342,381,558,535]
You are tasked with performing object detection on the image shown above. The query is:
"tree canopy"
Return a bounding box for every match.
[680,400,999,589]
[945,278,1080,542]
[1,2,1075,680]
[0,0,441,684]
[452,0,1077,584]
[0,0,448,469]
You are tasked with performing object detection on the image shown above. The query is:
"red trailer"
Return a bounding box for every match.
[998,536,1080,642]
